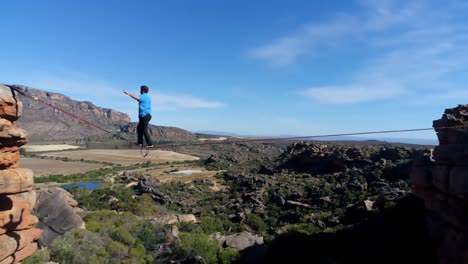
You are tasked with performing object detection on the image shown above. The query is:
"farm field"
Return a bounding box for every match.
[19,157,104,176]
[22,144,82,152]
[34,149,200,165]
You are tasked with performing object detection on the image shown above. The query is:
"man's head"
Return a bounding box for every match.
[140,85,149,94]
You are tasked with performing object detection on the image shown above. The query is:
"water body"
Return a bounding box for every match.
[61,182,101,191]
[170,170,203,176]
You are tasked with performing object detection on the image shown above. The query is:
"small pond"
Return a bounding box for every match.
[61,182,101,191]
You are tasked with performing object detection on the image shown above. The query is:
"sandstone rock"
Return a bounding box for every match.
[0,120,28,148]
[0,168,34,194]
[0,147,20,170]
[0,234,17,263]
[0,195,39,234]
[432,145,468,165]
[12,191,37,211]
[0,85,23,121]
[34,187,85,247]
[13,241,38,263]
[0,228,42,262]
[0,256,13,264]
[449,167,468,196]
[410,165,432,188]
[432,165,450,193]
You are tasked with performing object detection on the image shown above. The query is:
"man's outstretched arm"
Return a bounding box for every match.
[123,90,140,101]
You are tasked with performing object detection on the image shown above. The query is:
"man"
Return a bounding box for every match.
[123,85,153,147]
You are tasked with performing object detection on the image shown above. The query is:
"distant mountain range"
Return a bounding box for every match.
[195,131,438,146]
[7,84,195,142]
[7,83,438,146]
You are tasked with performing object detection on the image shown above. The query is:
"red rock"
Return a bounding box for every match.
[12,191,36,211]
[0,229,41,262]
[0,85,23,122]
[16,228,42,251]
[0,120,28,148]
[0,234,17,263]
[0,256,13,264]
[0,147,20,170]
[0,168,34,194]
[13,241,38,263]
[0,195,38,234]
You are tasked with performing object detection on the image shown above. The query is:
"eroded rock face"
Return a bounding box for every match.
[411,104,468,264]
[0,84,41,264]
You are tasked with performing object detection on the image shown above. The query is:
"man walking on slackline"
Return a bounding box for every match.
[123,85,153,148]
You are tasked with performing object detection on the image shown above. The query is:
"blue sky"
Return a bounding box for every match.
[1,0,468,140]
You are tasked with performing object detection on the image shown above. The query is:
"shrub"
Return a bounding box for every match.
[218,248,240,264]
[173,232,221,264]
[49,229,110,264]
[245,214,266,233]
[132,221,167,251]
[23,248,50,264]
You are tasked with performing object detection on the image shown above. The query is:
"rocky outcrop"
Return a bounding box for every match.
[212,231,264,251]
[120,123,196,141]
[34,187,85,247]
[9,85,131,142]
[0,84,41,264]
[411,104,468,264]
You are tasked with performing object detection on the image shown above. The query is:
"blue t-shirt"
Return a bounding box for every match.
[139,93,151,117]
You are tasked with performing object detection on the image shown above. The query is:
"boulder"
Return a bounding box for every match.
[34,187,85,247]
[213,231,264,251]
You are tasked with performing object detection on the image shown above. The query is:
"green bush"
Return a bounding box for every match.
[173,232,221,264]
[286,223,321,235]
[107,240,129,261]
[245,214,266,233]
[23,248,50,264]
[132,221,167,250]
[110,227,136,246]
[218,248,240,264]
[50,229,110,264]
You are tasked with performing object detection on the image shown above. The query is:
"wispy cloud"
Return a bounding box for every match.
[248,15,359,66]
[154,93,225,110]
[415,90,468,105]
[23,73,225,112]
[251,0,468,104]
[303,85,405,104]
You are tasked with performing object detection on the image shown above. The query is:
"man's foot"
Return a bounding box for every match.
[146,145,154,148]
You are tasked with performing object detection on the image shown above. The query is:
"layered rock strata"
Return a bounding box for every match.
[0,84,41,263]
[411,104,468,264]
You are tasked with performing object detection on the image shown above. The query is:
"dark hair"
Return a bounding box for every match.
[140,85,149,93]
